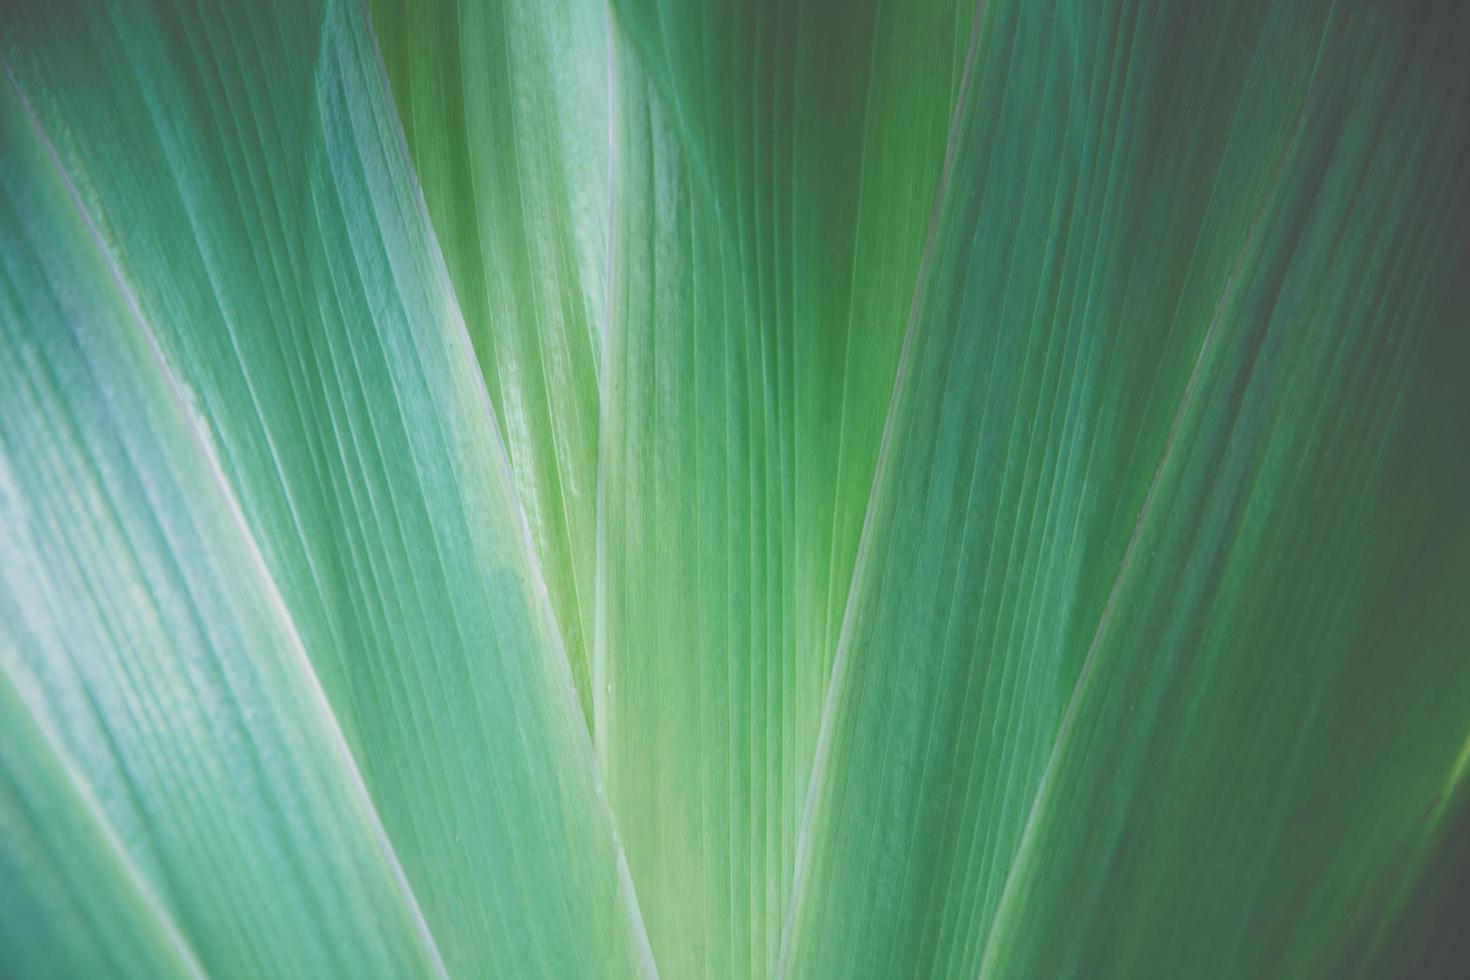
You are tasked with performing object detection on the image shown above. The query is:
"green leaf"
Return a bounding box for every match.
[1,0,649,975]
[368,0,612,719]
[781,1,1470,975]
[0,74,439,975]
[3,0,1468,976]
[595,0,978,972]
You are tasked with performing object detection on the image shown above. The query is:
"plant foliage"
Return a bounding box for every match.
[1,0,1467,976]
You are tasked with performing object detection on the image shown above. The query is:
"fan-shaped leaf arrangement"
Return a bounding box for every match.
[2,0,1467,976]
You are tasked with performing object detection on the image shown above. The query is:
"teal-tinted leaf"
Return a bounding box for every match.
[369,0,611,718]
[781,1,1470,975]
[596,0,977,972]
[2,0,1467,975]
[1,0,650,974]
[0,670,208,980]
[0,80,439,976]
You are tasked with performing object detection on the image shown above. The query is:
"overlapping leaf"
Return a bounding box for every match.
[595,0,977,972]
[0,71,440,976]
[783,1,1470,975]
[2,0,1467,976]
[369,0,611,715]
[0,0,649,975]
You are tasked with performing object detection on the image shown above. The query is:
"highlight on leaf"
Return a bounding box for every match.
[1,0,1467,977]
